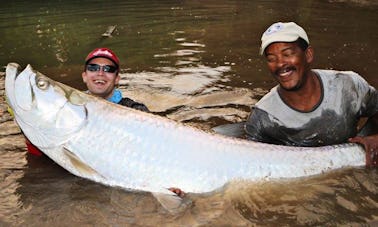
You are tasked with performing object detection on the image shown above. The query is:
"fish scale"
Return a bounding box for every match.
[5,63,366,196]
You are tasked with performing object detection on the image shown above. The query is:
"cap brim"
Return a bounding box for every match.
[85,56,119,68]
[260,34,301,55]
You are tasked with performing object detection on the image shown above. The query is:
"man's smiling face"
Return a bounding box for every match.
[265,42,313,91]
[82,57,120,99]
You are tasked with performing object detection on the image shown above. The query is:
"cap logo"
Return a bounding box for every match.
[92,49,113,57]
[264,23,284,36]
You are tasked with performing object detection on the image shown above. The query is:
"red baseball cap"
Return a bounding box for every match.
[85,47,120,68]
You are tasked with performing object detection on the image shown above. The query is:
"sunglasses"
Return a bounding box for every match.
[86,64,118,73]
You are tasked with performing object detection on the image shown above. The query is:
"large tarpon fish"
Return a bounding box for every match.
[5,63,366,210]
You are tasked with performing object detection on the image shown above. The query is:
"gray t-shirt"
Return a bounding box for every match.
[245,69,378,146]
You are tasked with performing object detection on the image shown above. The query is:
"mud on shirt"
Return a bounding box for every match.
[245,69,378,146]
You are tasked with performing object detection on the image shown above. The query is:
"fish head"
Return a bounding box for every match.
[5,63,87,149]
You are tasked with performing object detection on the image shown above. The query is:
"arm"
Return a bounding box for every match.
[118,97,150,112]
[349,113,378,167]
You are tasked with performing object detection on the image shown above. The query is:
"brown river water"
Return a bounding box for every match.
[0,0,377,226]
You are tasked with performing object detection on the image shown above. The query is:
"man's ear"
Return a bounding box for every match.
[115,74,121,84]
[82,71,87,83]
[305,46,314,64]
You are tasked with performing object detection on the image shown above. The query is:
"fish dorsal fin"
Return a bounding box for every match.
[152,190,187,213]
[63,148,104,180]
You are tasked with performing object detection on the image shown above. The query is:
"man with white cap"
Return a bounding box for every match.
[245,22,378,166]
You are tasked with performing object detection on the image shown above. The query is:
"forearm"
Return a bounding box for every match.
[349,112,378,166]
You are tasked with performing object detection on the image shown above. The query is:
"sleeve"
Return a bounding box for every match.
[352,74,378,136]
[353,73,378,117]
[131,103,150,112]
[363,85,378,117]
[118,98,150,113]
[245,107,277,144]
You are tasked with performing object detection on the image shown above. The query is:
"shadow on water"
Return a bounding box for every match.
[0,0,377,226]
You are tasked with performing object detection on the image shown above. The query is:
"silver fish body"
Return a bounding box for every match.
[5,63,365,195]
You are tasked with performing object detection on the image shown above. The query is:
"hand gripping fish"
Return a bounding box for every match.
[5,63,366,212]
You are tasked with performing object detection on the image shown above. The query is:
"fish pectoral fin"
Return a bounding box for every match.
[152,190,187,213]
[63,148,104,180]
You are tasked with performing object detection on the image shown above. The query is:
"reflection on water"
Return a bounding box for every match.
[118,26,265,126]
[120,65,231,95]
[0,0,377,226]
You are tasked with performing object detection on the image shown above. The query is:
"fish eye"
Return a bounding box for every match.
[36,77,49,90]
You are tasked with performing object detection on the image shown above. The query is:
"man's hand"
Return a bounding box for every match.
[349,135,378,167]
[168,187,185,198]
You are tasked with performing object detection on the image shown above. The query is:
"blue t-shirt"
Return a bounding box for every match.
[107,89,123,104]
[86,89,149,112]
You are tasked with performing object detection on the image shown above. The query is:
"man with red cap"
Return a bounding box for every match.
[27,47,149,155]
[82,47,149,111]
[25,48,186,197]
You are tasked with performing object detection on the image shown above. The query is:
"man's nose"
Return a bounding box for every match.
[276,55,287,68]
[97,68,105,75]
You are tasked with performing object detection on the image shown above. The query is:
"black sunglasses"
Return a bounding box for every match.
[86,64,118,73]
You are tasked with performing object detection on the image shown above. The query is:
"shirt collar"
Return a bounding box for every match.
[107,89,122,104]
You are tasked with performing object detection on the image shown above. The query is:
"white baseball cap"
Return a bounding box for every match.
[260,22,309,55]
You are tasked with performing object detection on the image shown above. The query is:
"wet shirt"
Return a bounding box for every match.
[117,97,149,112]
[245,69,378,146]
[108,89,149,112]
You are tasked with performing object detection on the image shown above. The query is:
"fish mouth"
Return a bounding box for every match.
[5,63,89,149]
[5,63,34,112]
